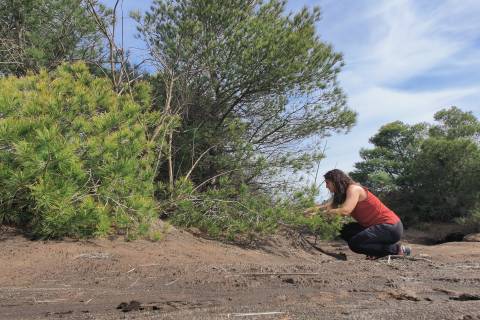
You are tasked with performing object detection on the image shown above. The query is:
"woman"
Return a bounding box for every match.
[305,169,411,259]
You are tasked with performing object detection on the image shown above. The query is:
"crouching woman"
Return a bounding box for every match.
[306,169,410,259]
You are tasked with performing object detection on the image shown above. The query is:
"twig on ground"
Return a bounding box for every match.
[164,278,180,286]
[453,264,480,270]
[128,278,139,288]
[33,298,67,304]
[227,273,320,277]
[0,287,73,291]
[384,255,433,263]
[228,311,285,317]
[138,263,162,267]
[433,288,457,295]
[73,252,111,260]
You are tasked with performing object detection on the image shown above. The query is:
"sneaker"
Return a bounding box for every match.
[399,245,412,256]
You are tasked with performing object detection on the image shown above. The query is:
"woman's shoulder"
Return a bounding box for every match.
[347,183,364,192]
[348,184,368,199]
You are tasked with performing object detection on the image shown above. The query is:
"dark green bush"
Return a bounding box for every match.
[351,107,480,224]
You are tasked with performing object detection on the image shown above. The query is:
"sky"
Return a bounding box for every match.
[105,0,480,196]
[294,0,480,181]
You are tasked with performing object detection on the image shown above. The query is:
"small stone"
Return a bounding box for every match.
[463,233,480,242]
[283,278,295,284]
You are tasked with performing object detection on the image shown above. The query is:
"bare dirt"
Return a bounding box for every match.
[1,223,480,320]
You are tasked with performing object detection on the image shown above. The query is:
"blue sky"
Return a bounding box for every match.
[290,0,480,184]
[105,0,479,196]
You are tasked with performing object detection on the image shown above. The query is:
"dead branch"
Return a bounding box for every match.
[184,145,217,181]
[277,221,347,261]
[84,0,134,95]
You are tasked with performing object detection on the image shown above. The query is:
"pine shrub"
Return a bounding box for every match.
[0,63,163,238]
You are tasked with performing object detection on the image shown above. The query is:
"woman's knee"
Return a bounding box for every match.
[340,223,364,241]
[347,240,365,254]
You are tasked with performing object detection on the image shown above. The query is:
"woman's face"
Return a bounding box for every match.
[325,179,335,193]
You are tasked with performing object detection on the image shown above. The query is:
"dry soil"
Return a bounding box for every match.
[1,224,479,320]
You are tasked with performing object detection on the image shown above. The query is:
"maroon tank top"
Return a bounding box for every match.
[350,188,400,227]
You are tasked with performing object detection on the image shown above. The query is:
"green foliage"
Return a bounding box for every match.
[1,1,353,242]
[351,121,428,191]
[137,0,356,190]
[0,63,163,238]
[0,0,105,76]
[351,107,480,224]
[162,178,342,242]
[455,206,480,233]
[410,136,480,221]
[430,106,480,139]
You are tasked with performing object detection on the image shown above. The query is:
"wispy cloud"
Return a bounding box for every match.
[311,0,480,178]
[335,0,480,87]
[352,85,480,123]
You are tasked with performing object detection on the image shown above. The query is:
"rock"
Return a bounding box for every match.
[117,300,141,312]
[388,290,421,301]
[437,232,465,243]
[188,227,203,236]
[463,233,480,242]
[450,293,480,301]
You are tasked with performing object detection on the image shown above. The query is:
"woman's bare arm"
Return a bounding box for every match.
[304,198,333,216]
[326,185,361,216]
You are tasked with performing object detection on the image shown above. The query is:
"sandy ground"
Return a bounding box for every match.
[1,224,479,320]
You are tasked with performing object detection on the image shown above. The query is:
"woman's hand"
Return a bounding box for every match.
[304,206,321,218]
[323,208,335,216]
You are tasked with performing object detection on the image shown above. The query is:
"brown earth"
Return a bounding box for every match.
[1,223,480,320]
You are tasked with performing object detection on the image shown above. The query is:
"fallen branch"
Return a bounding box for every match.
[300,235,347,261]
[277,221,347,261]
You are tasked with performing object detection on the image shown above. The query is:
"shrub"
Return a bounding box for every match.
[162,177,343,242]
[0,63,163,238]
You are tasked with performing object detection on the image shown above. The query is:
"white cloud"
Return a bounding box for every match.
[351,85,480,123]
[307,0,480,195]
[341,0,480,86]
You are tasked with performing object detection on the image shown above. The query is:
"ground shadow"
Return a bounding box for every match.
[0,225,28,242]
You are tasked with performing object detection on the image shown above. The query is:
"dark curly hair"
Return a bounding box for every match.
[324,169,356,207]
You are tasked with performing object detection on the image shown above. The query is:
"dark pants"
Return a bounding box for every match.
[339,221,403,257]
